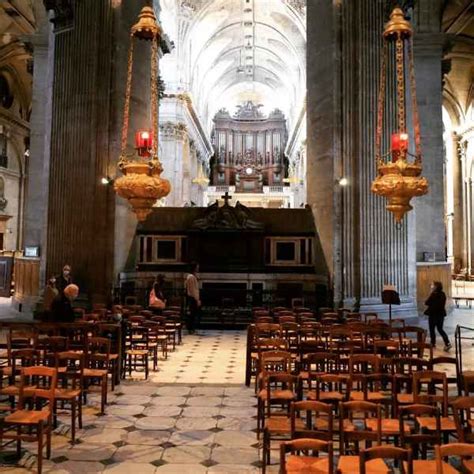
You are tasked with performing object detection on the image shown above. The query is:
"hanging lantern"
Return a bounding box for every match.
[114,6,171,221]
[371,7,428,222]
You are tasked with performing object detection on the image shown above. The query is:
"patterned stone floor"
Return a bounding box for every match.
[0,331,261,473]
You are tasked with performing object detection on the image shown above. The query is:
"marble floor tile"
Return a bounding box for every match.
[77,427,127,444]
[47,461,105,473]
[113,445,164,463]
[181,406,220,418]
[143,405,182,417]
[214,430,257,447]
[102,462,157,474]
[185,396,223,406]
[126,429,171,445]
[207,465,260,473]
[134,416,176,430]
[154,464,207,473]
[175,417,217,431]
[217,417,257,431]
[211,447,260,465]
[161,445,211,464]
[107,404,145,417]
[168,430,215,446]
[149,396,186,406]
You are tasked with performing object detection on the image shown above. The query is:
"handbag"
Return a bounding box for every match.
[149,288,166,309]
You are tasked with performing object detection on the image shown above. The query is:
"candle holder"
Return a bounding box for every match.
[371,8,428,222]
[114,6,171,221]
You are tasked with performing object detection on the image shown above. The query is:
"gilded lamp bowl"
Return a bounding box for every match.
[114,160,171,221]
[371,159,428,222]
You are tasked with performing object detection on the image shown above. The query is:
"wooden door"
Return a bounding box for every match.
[0,256,13,297]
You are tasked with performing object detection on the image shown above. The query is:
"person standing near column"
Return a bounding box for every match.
[185,262,201,335]
[424,281,452,351]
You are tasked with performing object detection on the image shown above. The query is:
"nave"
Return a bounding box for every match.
[0,308,472,473]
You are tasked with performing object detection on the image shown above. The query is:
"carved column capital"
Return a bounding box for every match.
[159,121,188,140]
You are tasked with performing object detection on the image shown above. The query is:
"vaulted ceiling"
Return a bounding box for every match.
[159,0,306,133]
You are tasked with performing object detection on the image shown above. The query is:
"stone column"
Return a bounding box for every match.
[413,1,446,262]
[23,17,54,285]
[307,0,417,315]
[452,133,464,269]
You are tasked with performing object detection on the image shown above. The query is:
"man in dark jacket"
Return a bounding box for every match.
[424,281,451,351]
[51,284,79,323]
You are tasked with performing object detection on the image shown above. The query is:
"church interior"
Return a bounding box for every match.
[0,0,472,472]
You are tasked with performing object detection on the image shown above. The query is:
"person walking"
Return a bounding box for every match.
[424,281,451,351]
[185,262,201,334]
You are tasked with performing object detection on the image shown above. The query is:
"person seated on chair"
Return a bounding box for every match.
[42,275,59,322]
[56,264,73,295]
[51,284,79,323]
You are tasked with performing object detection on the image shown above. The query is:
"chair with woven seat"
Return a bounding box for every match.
[84,337,111,414]
[308,373,351,411]
[0,349,41,407]
[123,325,149,380]
[261,373,301,472]
[435,443,474,474]
[54,351,84,443]
[412,371,456,441]
[431,356,462,399]
[349,354,380,401]
[398,404,451,474]
[257,351,293,436]
[299,352,339,390]
[392,357,431,415]
[452,396,474,443]
[360,446,413,474]
[280,438,334,474]
[338,401,384,474]
[0,366,58,474]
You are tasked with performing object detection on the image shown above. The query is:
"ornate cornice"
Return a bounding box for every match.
[159,121,188,140]
[284,0,306,17]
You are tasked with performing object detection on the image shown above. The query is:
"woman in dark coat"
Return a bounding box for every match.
[424,281,451,351]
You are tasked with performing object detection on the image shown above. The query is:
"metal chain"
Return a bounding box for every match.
[395,35,406,133]
[376,41,388,164]
[151,36,159,160]
[407,37,422,163]
[120,34,135,159]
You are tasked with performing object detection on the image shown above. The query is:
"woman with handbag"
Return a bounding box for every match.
[149,274,166,314]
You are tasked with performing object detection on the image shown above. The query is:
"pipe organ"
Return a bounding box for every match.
[211,102,288,193]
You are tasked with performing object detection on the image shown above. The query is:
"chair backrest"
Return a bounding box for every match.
[339,401,382,453]
[304,352,339,375]
[279,315,297,324]
[19,366,58,410]
[259,350,292,374]
[128,315,146,325]
[314,373,351,402]
[435,443,474,474]
[265,373,300,415]
[280,439,333,474]
[360,446,413,474]
[432,356,461,395]
[255,316,273,324]
[399,404,441,457]
[290,400,333,440]
[413,370,448,415]
[349,354,380,385]
[9,349,41,375]
[86,336,111,367]
[55,351,85,389]
[451,396,474,443]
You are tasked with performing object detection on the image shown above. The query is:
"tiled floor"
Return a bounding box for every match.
[0,331,261,473]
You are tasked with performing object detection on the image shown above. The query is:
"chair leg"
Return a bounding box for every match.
[71,401,76,443]
[145,356,149,380]
[78,396,83,429]
[37,421,43,474]
[101,376,107,415]
[16,425,21,457]
[262,430,267,474]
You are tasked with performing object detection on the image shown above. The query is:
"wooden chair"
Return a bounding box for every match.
[392,357,431,415]
[290,400,333,441]
[412,371,456,439]
[452,396,474,443]
[431,356,462,398]
[398,404,450,473]
[261,373,300,472]
[308,373,351,408]
[54,351,84,443]
[338,401,384,474]
[360,446,413,474]
[0,366,58,474]
[84,337,111,414]
[280,438,333,474]
[123,325,149,380]
[435,443,474,474]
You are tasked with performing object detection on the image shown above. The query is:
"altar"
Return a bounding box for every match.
[119,199,328,310]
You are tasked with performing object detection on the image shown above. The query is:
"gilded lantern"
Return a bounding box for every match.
[371,7,428,222]
[114,6,171,221]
